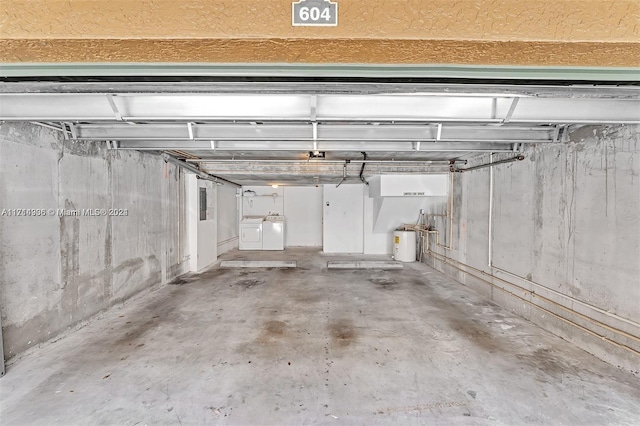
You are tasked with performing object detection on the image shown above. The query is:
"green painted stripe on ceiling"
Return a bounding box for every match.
[0,63,639,81]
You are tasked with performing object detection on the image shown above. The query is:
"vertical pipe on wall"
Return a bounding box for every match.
[0,312,4,377]
[488,153,494,267]
[420,171,455,251]
[448,171,454,250]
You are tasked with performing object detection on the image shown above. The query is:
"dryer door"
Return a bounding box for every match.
[239,223,263,250]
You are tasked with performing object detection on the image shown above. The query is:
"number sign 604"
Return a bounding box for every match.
[299,6,331,22]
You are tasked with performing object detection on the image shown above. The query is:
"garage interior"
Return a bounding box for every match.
[1,1,640,424]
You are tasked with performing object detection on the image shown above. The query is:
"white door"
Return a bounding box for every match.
[323,184,364,253]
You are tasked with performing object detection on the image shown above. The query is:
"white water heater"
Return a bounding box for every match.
[393,230,417,262]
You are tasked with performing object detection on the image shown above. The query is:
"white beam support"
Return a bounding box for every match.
[73,123,555,143]
[106,95,123,121]
[310,95,317,121]
[187,122,194,140]
[503,97,520,123]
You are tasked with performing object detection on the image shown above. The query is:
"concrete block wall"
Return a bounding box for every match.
[0,122,185,360]
[424,124,640,374]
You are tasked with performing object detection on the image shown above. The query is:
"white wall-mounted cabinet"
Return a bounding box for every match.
[369,175,448,197]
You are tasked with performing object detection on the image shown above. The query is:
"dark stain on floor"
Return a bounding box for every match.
[277,268,303,274]
[236,279,264,289]
[411,278,434,288]
[109,287,187,350]
[369,277,398,290]
[264,320,287,336]
[516,348,578,379]
[196,268,230,280]
[250,320,290,349]
[292,292,324,304]
[329,320,356,347]
[447,317,504,353]
[168,274,197,286]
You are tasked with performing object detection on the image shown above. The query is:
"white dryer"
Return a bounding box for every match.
[239,216,264,250]
[263,215,285,250]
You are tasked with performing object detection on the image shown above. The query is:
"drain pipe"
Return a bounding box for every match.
[451,154,525,173]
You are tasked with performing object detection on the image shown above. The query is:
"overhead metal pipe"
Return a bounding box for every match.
[188,158,466,165]
[160,153,241,187]
[451,155,525,173]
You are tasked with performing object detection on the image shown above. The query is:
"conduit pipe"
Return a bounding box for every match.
[161,153,241,187]
[451,154,525,173]
[403,171,455,251]
[188,159,465,165]
[359,152,369,185]
[488,152,494,267]
[424,249,640,357]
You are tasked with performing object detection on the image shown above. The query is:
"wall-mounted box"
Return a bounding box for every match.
[369,175,448,197]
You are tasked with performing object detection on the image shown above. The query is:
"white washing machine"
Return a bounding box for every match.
[239,216,264,250]
[263,215,285,251]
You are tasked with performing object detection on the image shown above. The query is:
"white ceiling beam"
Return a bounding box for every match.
[1,93,638,123]
[72,123,555,147]
[117,140,517,152]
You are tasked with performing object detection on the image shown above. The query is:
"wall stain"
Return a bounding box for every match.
[1,124,184,360]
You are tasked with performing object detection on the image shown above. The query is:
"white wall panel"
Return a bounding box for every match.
[283,186,323,247]
[241,186,284,217]
[186,175,217,272]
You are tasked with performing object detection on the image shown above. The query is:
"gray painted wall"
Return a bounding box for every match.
[425,124,640,374]
[0,122,185,360]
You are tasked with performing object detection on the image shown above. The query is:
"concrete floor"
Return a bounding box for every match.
[1,248,639,425]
